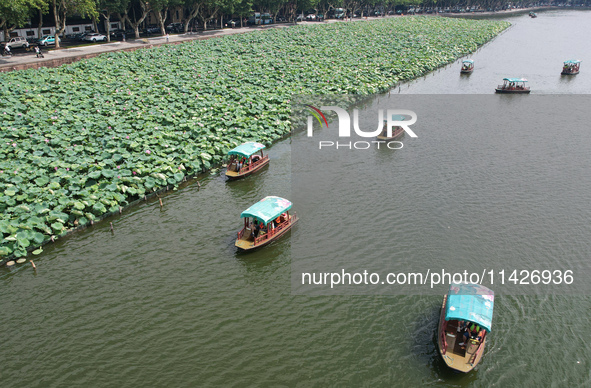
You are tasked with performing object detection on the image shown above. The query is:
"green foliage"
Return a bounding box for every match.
[0,17,508,256]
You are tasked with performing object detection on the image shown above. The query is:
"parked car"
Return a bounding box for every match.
[5,37,30,49]
[143,26,161,35]
[166,23,184,33]
[83,33,107,42]
[37,35,60,46]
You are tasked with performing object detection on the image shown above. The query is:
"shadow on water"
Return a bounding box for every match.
[559,74,578,84]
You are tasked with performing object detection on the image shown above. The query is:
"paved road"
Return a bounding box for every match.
[0,17,399,72]
[0,23,295,71]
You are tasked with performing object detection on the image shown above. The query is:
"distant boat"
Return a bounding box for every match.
[235,196,298,250]
[377,114,406,141]
[561,60,580,75]
[437,283,495,373]
[529,12,537,18]
[495,78,531,94]
[225,142,269,180]
[460,59,474,74]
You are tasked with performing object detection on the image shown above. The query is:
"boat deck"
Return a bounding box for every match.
[441,327,483,372]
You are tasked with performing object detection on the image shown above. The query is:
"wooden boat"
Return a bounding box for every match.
[495,78,531,94]
[460,59,474,74]
[561,60,580,75]
[376,114,406,141]
[437,283,495,373]
[235,196,298,251]
[225,141,269,180]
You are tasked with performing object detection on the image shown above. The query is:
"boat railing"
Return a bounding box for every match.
[468,337,485,365]
[254,216,293,246]
[239,155,269,174]
[237,226,245,240]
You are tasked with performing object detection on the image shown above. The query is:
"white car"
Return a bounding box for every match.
[5,37,30,49]
[83,33,107,42]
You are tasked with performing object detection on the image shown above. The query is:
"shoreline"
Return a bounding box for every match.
[0,17,510,267]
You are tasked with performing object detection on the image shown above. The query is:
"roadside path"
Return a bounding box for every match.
[0,18,384,72]
[0,24,294,72]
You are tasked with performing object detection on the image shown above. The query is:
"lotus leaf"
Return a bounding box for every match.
[0,17,509,255]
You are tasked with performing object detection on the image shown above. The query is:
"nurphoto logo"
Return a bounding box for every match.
[305,105,418,150]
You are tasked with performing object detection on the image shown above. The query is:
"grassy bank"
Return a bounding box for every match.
[0,17,509,259]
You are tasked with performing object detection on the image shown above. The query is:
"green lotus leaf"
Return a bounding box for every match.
[17,237,30,248]
[14,246,27,258]
[88,171,102,179]
[51,222,64,232]
[35,176,50,186]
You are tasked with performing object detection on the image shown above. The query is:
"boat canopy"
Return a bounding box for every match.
[564,60,581,64]
[463,59,474,64]
[384,114,407,123]
[228,142,265,158]
[503,78,528,83]
[444,283,494,332]
[240,196,292,225]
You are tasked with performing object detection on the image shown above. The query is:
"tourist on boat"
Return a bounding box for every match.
[254,220,262,238]
[469,322,482,340]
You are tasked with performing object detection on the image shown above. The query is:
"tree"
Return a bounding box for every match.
[53,0,98,48]
[151,0,183,36]
[0,0,46,41]
[118,0,150,39]
[98,0,128,42]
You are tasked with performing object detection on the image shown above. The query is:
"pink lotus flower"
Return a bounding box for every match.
[146,150,151,154]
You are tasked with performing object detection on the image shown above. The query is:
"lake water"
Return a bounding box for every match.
[1,10,590,387]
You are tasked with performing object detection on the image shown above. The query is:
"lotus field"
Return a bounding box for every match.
[0,17,509,258]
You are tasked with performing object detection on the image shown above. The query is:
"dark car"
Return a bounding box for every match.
[110,29,128,40]
[166,23,184,33]
[143,26,161,35]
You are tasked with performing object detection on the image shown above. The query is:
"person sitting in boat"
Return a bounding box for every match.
[252,154,261,163]
[458,321,472,347]
[469,323,482,340]
[253,220,261,238]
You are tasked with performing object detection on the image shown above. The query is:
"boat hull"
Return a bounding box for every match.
[561,71,579,75]
[495,88,531,94]
[437,295,487,373]
[376,127,405,141]
[235,215,298,251]
[225,157,269,180]
[460,69,473,74]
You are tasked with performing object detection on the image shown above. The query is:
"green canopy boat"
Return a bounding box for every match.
[461,59,474,73]
[377,114,407,141]
[437,283,495,372]
[562,60,581,75]
[225,141,269,180]
[235,196,298,250]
